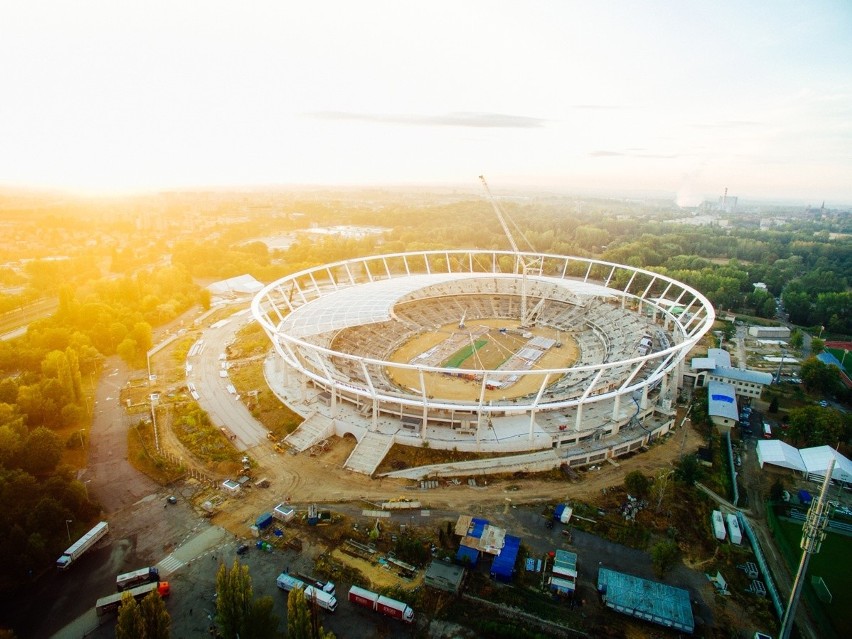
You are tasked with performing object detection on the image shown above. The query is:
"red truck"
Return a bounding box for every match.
[348,585,414,623]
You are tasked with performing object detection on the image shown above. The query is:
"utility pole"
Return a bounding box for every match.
[778,457,835,639]
[65,519,72,542]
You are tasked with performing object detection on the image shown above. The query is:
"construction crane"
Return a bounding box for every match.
[479,175,541,326]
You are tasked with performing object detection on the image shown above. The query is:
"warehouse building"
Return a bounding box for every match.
[597,567,694,633]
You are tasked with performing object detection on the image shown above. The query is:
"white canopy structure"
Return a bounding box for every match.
[799,446,852,484]
[207,274,264,297]
[757,440,852,485]
[756,440,807,473]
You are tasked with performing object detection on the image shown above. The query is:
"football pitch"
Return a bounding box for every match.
[773,518,852,637]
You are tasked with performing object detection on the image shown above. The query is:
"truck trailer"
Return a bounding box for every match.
[276,573,337,612]
[348,585,414,623]
[95,581,170,617]
[57,521,109,570]
[296,572,336,597]
[116,566,160,591]
[726,513,743,545]
[712,510,727,541]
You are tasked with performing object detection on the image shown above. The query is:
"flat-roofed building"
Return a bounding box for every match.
[425,560,465,593]
[597,567,694,633]
[708,381,738,433]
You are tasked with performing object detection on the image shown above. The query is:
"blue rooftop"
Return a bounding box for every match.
[490,535,521,582]
[456,545,479,567]
[469,518,488,538]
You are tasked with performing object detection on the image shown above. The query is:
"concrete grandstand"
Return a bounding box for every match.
[252,249,714,477]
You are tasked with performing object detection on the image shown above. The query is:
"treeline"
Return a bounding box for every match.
[0,263,205,591]
[269,197,851,334]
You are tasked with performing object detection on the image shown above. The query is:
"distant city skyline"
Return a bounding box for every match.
[1,1,851,204]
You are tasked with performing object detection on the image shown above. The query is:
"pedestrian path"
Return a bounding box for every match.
[156,554,185,576]
[157,525,231,576]
[344,430,393,475]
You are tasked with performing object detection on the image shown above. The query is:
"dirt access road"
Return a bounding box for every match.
[209,418,700,536]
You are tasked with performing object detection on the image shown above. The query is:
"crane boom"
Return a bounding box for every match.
[479,175,536,325]
[479,175,521,254]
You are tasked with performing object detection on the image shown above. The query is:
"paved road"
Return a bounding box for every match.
[188,309,267,450]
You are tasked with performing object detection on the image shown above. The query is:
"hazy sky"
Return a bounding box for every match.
[1,1,851,203]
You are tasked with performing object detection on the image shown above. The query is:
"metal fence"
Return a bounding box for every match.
[737,510,784,618]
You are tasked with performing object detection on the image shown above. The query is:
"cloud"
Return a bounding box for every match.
[690,120,763,129]
[590,150,679,159]
[305,111,546,128]
[571,104,623,110]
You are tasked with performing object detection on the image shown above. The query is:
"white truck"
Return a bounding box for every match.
[276,573,337,612]
[296,571,336,597]
[57,521,109,570]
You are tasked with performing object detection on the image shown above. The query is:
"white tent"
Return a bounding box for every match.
[756,440,806,473]
[207,274,264,297]
[799,446,852,484]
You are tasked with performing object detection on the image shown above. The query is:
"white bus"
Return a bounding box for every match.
[116,566,160,591]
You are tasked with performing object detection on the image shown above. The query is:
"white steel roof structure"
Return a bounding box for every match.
[252,249,714,452]
[281,272,614,339]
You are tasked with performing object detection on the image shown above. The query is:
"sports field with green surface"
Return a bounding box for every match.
[773,516,852,637]
[443,339,489,368]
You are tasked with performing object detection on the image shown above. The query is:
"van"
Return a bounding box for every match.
[763,423,772,439]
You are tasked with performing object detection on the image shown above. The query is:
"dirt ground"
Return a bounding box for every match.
[384,318,580,401]
[205,413,699,538]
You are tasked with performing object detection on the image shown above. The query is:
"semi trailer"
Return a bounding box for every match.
[348,585,414,623]
[56,521,109,570]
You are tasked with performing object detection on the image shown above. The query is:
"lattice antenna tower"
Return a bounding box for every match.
[779,456,835,639]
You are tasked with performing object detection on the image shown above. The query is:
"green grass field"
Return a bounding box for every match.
[443,339,488,368]
[825,347,851,375]
[774,518,852,637]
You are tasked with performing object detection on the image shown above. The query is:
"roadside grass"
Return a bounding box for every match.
[227,357,302,440]
[127,416,186,484]
[165,402,242,465]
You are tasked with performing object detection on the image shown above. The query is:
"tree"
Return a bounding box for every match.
[116,592,145,639]
[650,540,679,578]
[799,357,840,395]
[19,427,62,475]
[139,589,171,639]
[216,559,253,639]
[624,470,650,497]
[769,478,785,502]
[287,587,312,639]
[675,454,701,485]
[789,329,804,350]
[287,587,335,639]
[768,396,779,413]
[215,559,279,639]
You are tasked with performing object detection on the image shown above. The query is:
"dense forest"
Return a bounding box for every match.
[0,188,849,587]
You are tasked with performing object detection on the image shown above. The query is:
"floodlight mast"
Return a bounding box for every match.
[479,175,534,325]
